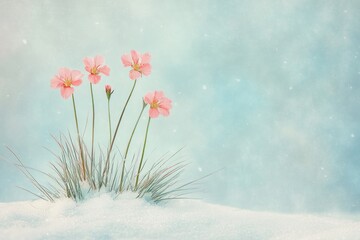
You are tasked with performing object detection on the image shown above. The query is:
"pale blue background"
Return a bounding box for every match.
[0,0,360,213]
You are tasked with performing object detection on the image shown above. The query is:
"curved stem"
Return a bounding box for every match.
[72,94,86,180]
[110,80,137,150]
[119,102,147,192]
[135,116,151,189]
[125,102,146,159]
[103,80,137,179]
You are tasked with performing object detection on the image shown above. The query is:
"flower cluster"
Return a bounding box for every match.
[47,50,175,201]
[13,49,201,204]
[51,50,171,119]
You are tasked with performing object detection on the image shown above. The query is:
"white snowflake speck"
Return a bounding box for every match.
[202,85,207,90]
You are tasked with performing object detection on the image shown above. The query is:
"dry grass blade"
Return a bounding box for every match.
[9,132,210,204]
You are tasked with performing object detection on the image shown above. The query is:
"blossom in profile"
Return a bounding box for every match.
[121,50,151,80]
[105,85,113,100]
[143,91,172,118]
[51,68,83,99]
[83,55,110,84]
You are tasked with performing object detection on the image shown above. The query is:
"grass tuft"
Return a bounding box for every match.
[9,135,207,203]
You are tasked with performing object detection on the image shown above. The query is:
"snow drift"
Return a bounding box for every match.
[0,193,359,240]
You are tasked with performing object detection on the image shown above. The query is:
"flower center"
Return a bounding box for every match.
[64,78,72,87]
[132,63,140,71]
[150,101,159,109]
[91,67,99,75]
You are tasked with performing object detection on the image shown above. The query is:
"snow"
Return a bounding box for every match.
[1,193,359,240]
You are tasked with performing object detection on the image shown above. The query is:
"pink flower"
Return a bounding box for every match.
[143,91,172,118]
[83,55,110,84]
[105,84,112,93]
[105,84,113,100]
[121,50,151,80]
[51,68,83,99]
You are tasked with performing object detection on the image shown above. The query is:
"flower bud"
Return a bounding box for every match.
[105,85,113,100]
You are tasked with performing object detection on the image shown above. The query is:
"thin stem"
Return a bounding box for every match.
[90,83,95,170]
[107,98,112,146]
[103,80,137,179]
[119,102,147,192]
[72,94,86,180]
[110,80,137,151]
[125,102,146,159]
[135,116,151,189]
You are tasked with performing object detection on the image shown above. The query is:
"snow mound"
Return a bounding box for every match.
[0,193,359,240]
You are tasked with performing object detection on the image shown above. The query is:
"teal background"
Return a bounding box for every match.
[0,0,360,213]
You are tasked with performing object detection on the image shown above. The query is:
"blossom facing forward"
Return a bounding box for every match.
[51,68,83,99]
[144,91,172,118]
[121,50,151,80]
[83,55,110,84]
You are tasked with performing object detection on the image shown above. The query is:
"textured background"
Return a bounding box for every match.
[0,0,359,213]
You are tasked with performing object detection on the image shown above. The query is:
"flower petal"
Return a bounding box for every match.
[85,66,92,73]
[144,92,154,104]
[51,77,62,88]
[89,74,101,84]
[72,79,82,86]
[71,70,83,81]
[83,57,94,69]
[149,108,159,118]
[121,54,132,67]
[59,67,70,75]
[154,91,164,100]
[94,55,104,66]
[140,64,151,76]
[59,68,71,79]
[131,50,139,64]
[158,107,170,116]
[105,85,112,91]
[61,87,74,99]
[129,69,141,80]
[99,65,110,76]
[141,53,151,64]
[160,101,172,110]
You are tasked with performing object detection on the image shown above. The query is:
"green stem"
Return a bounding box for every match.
[90,83,95,166]
[107,98,112,146]
[119,102,147,192]
[135,116,151,189]
[125,102,146,159]
[103,80,137,179]
[72,94,86,180]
